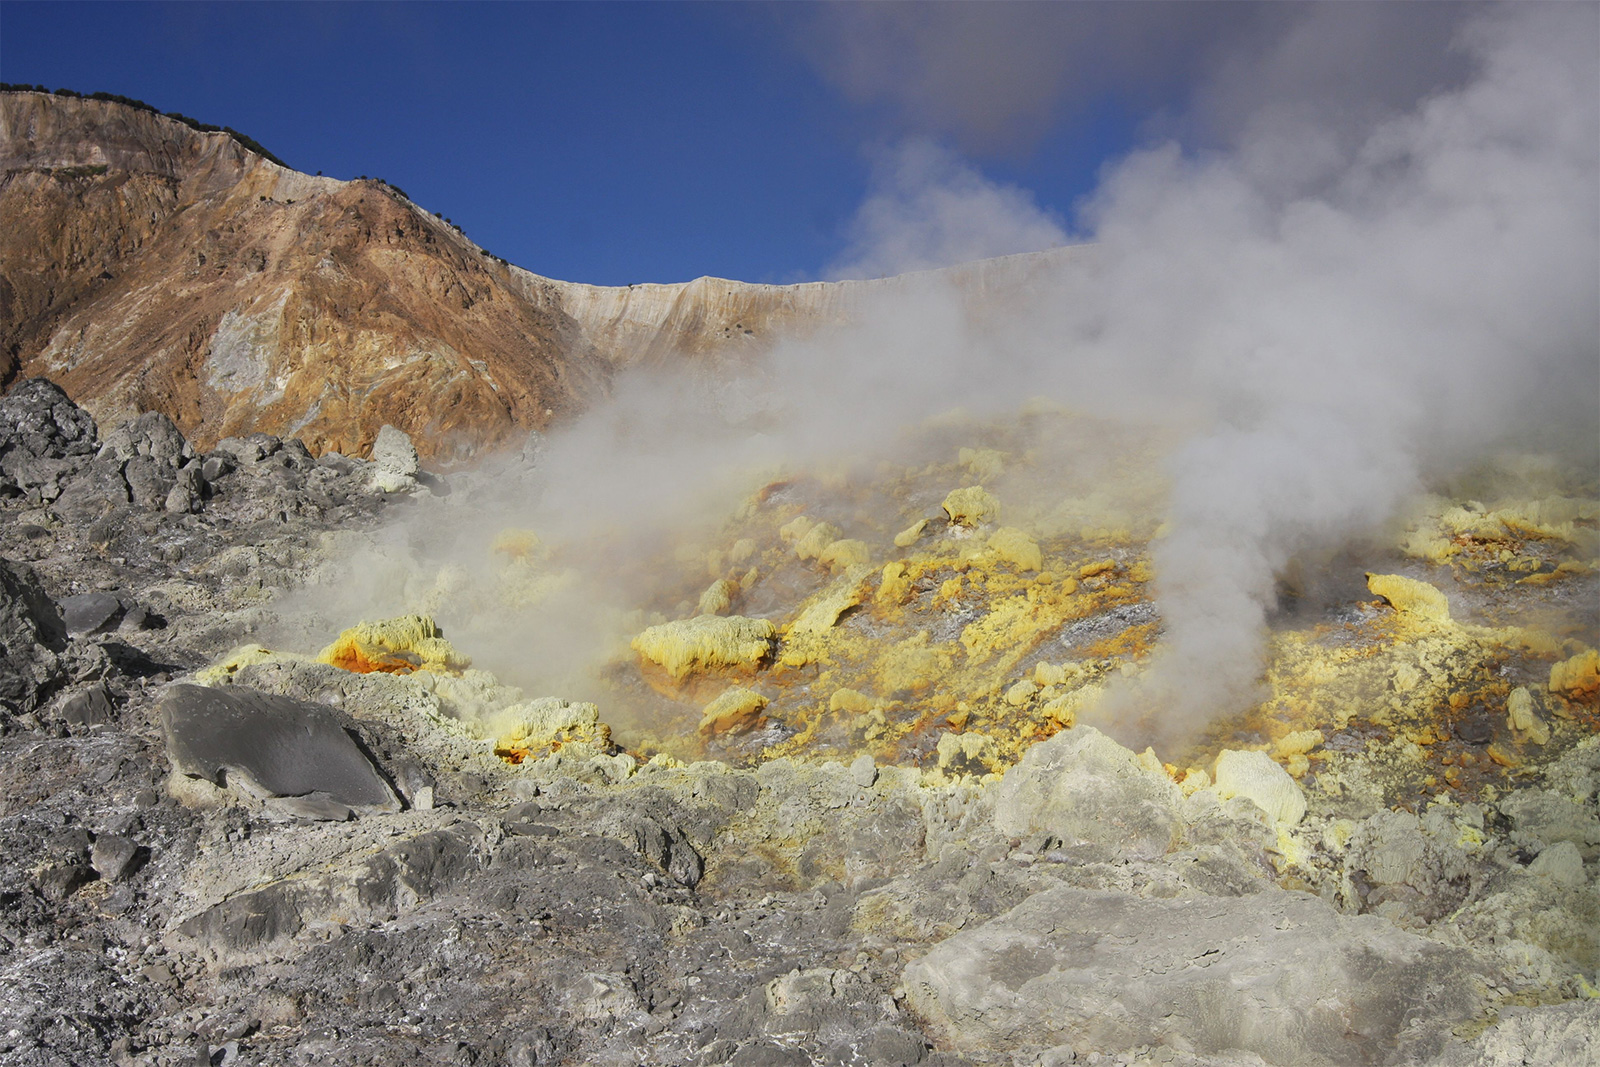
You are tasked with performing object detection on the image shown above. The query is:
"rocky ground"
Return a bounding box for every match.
[1,376,1597,1067]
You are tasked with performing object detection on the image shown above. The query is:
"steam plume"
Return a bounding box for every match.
[315,5,1596,754]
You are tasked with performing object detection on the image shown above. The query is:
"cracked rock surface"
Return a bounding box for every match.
[0,383,1595,1067]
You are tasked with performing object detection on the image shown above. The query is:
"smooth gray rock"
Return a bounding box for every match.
[991,725,1183,859]
[59,591,123,634]
[159,684,398,809]
[850,753,879,788]
[903,885,1490,1065]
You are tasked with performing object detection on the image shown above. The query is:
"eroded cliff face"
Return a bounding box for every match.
[1,91,619,460]
[1,90,1078,462]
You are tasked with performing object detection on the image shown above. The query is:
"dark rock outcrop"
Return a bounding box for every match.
[0,555,67,712]
[159,683,399,810]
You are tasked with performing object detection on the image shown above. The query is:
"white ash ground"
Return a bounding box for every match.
[1,379,1597,1067]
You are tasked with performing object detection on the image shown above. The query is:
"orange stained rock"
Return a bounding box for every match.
[317,615,470,676]
[322,640,422,675]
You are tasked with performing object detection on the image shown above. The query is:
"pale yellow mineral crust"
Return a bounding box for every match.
[894,518,929,548]
[987,526,1042,572]
[318,615,470,675]
[697,578,740,616]
[942,486,1000,527]
[699,687,769,734]
[486,697,610,757]
[1212,749,1307,825]
[632,615,776,679]
[1366,573,1452,624]
[1549,648,1600,696]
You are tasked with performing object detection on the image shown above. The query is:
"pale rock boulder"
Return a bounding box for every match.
[1212,749,1307,825]
[902,885,1491,1065]
[370,423,420,493]
[991,726,1183,859]
[1435,1001,1600,1067]
[1528,840,1587,889]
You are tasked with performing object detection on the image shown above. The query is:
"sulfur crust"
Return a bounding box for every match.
[942,486,1000,527]
[317,614,471,675]
[632,615,777,679]
[1366,573,1452,625]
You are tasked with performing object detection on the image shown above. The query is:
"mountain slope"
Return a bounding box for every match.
[1,90,1076,459]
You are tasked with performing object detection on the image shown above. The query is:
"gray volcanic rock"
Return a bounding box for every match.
[58,589,123,634]
[903,885,1492,1065]
[159,683,399,810]
[0,377,99,504]
[0,555,67,712]
[991,725,1185,860]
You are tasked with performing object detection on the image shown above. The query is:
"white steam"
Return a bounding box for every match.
[319,5,1596,751]
[827,140,1068,279]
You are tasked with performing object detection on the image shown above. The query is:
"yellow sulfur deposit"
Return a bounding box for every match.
[874,631,955,694]
[484,697,610,762]
[1549,648,1600,696]
[987,526,1042,572]
[829,688,879,714]
[1366,573,1452,624]
[699,688,769,735]
[933,732,1002,782]
[491,528,543,561]
[1212,749,1307,825]
[877,562,911,604]
[192,643,287,685]
[942,486,1000,527]
[780,565,875,667]
[1273,729,1325,759]
[318,615,470,675]
[632,615,776,679]
[698,578,740,616]
[1506,687,1550,745]
[780,515,815,544]
[894,518,929,548]
[794,522,843,562]
[818,538,872,571]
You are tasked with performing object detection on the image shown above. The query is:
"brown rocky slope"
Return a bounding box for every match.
[1,89,1073,462]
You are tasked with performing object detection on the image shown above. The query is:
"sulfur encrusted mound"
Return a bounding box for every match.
[941,485,1000,527]
[631,614,776,679]
[1212,748,1307,825]
[699,687,769,734]
[317,614,470,675]
[484,697,610,758]
[1367,572,1452,624]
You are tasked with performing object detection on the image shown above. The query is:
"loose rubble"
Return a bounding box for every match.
[0,378,1595,1067]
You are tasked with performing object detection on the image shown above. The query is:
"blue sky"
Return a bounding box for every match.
[0,2,1476,286]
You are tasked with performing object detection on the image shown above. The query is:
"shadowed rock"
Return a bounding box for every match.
[159,683,398,809]
[0,555,68,712]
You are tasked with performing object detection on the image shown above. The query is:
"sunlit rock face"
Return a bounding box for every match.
[0,90,1077,463]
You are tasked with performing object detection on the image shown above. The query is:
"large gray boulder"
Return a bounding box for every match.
[159,684,399,812]
[903,885,1491,1065]
[991,725,1183,859]
[0,556,68,712]
[0,378,99,503]
[55,409,203,516]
